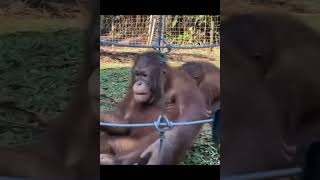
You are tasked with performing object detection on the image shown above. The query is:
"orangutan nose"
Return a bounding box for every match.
[137,81,143,86]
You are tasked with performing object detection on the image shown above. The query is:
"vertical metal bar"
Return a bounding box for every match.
[111,16,114,41]
[157,15,164,52]
[210,16,214,50]
[147,15,153,45]
[157,15,166,152]
[149,17,156,46]
[161,16,165,46]
[158,15,165,115]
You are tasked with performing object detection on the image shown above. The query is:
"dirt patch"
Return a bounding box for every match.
[100,46,220,64]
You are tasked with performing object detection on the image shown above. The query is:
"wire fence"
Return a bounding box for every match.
[100,15,220,48]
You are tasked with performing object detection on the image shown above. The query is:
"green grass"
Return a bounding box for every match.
[100,67,131,111]
[100,66,220,165]
[181,124,220,165]
[298,14,320,32]
[0,18,84,147]
[0,17,87,35]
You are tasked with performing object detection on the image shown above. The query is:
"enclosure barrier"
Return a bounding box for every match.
[100,15,220,48]
[100,39,219,49]
[100,118,214,128]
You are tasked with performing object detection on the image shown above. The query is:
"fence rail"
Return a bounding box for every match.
[100,118,214,128]
[100,39,219,49]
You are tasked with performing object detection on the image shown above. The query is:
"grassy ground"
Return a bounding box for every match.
[0,17,87,35]
[298,14,320,32]
[100,48,220,165]
[0,17,85,147]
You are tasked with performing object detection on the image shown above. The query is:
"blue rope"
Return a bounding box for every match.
[100,118,214,128]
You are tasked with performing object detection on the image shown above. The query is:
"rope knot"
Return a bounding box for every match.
[154,114,172,132]
[160,59,166,65]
